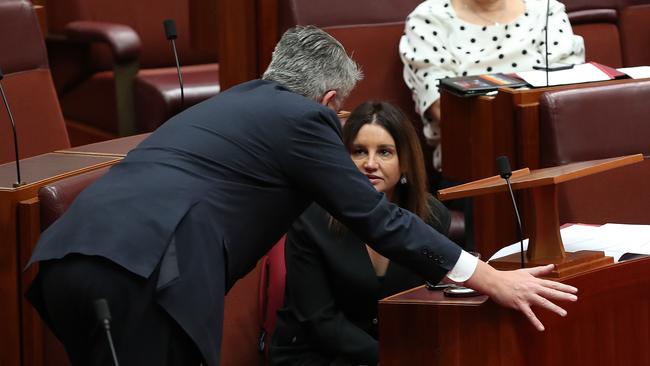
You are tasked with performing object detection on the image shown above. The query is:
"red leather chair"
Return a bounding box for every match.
[563,0,650,67]
[46,0,219,143]
[539,80,650,225]
[39,167,108,229]
[619,3,650,66]
[278,0,421,32]
[0,0,70,164]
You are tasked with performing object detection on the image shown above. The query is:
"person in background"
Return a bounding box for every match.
[400,0,585,171]
[269,101,450,366]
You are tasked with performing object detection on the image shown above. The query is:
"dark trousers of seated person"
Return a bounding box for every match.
[27,254,203,366]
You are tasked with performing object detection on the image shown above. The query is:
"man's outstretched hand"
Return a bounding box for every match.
[464,261,578,331]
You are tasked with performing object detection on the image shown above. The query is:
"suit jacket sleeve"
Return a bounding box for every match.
[279,107,462,280]
[283,206,380,364]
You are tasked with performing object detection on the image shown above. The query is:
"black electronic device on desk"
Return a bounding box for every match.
[439,73,528,97]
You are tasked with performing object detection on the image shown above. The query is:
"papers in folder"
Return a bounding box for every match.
[617,66,650,79]
[489,223,650,263]
[516,63,612,87]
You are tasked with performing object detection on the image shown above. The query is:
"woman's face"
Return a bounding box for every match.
[350,123,402,199]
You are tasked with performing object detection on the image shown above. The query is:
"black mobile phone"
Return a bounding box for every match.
[425,281,455,291]
[443,286,480,297]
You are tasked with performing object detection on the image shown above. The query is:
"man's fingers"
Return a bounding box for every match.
[525,264,555,277]
[538,286,578,303]
[538,279,578,295]
[531,293,568,317]
[520,303,545,331]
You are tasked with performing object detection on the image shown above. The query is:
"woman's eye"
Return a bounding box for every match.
[379,149,394,158]
[351,148,367,157]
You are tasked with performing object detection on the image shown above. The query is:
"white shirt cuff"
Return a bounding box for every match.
[446,250,479,283]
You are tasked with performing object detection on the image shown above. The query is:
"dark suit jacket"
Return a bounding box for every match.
[28,80,462,366]
[270,198,450,366]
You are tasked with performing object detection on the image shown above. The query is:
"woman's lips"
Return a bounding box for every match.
[366,174,382,184]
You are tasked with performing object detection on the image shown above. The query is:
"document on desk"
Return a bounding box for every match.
[516,63,612,87]
[489,224,650,263]
[617,66,650,79]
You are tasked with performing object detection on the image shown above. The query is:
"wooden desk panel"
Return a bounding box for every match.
[379,257,650,366]
[440,78,650,257]
[0,153,120,366]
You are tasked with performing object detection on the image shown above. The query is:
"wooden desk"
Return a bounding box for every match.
[440,78,649,257]
[56,133,149,157]
[379,257,650,366]
[0,153,121,366]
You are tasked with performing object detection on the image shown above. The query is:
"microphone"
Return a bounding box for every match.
[0,66,25,188]
[163,19,184,111]
[532,0,574,86]
[94,298,120,366]
[496,156,525,269]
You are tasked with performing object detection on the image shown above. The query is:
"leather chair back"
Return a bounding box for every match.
[620,4,650,66]
[279,0,421,31]
[324,23,417,123]
[39,167,108,230]
[0,0,69,164]
[540,81,650,165]
[539,81,650,225]
[46,0,220,142]
[47,0,217,69]
[563,0,650,67]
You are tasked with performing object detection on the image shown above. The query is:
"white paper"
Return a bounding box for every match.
[516,63,611,87]
[617,66,650,79]
[488,223,650,263]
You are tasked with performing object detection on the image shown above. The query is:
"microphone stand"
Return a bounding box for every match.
[497,156,525,268]
[94,299,120,366]
[531,0,573,86]
[163,19,184,111]
[0,67,25,187]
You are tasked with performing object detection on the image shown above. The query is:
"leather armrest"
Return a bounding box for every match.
[64,20,141,63]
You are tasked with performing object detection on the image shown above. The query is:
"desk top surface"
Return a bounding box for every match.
[0,153,119,191]
[57,133,150,157]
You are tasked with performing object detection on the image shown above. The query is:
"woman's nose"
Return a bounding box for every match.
[364,155,378,170]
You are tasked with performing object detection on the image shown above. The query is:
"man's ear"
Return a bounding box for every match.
[320,90,338,109]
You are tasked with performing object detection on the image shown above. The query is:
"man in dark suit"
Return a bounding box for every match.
[26,26,577,366]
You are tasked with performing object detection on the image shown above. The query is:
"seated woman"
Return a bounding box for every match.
[399,0,585,170]
[269,101,451,366]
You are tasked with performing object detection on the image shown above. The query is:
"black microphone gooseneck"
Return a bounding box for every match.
[94,298,120,366]
[0,66,25,188]
[544,0,550,87]
[163,19,184,111]
[496,156,525,269]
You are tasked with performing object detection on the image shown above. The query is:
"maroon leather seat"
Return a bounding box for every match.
[564,0,650,67]
[39,167,109,229]
[278,0,421,31]
[0,0,69,164]
[539,81,650,225]
[619,4,650,66]
[46,0,219,143]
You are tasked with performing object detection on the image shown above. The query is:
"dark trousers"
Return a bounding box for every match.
[27,254,204,366]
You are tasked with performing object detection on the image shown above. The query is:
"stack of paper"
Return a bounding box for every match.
[516,63,612,87]
[489,223,650,263]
